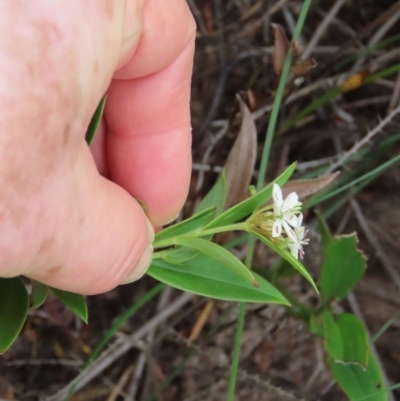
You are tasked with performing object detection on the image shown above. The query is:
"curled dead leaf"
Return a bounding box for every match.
[291,40,304,57]
[282,172,340,200]
[271,23,290,75]
[290,58,317,76]
[224,95,257,209]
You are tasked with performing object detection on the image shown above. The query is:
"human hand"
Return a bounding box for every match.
[0,0,196,294]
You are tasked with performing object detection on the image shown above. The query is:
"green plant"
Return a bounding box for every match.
[1,4,399,398]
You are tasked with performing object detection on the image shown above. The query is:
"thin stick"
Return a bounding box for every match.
[325,104,400,174]
[302,0,348,60]
[125,286,173,401]
[387,71,400,115]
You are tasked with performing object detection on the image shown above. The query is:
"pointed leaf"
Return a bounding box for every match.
[322,312,368,367]
[173,237,258,287]
[205,162,297,229]
[148,254,289,304]
[155,207,216,242]
[328,352,387,401]
[320,234,366,301]
[30,280,49,308]
[85,96,106,145]
[251,231,318,292]
[224,96,257,209]
[0,277,29,353]
[50,288,88,324]
[195,171,226,217]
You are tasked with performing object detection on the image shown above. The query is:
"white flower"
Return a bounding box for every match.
[271,183,301,238]
[287,214,309,259]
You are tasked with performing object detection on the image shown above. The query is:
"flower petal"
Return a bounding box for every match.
[273,184,283,204]
[272,219,282,237]
[284,212,299,227]
[288,243,299,259]
[297,213,303,227]
[282,192,298,213]
[283,221,297,242]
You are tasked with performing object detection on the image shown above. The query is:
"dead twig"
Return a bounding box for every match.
[326,104,400,174]
[387,71,400,115]
[301,0,348,60]
[124,286,174,401]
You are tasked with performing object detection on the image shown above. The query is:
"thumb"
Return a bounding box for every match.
[24,147,155,295]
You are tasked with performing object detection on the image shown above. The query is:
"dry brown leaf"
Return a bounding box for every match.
[224,95,257,209]
[291,39,304,57]
[290,58,317,76]
[271,23,290,75]
[282,172,340,200]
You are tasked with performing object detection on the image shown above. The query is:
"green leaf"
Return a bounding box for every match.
[205,162,297,229]
[50,288,88,324]
[251,231,318,292]
[85,96,107,145]
[328,352,387,401]
[320,234,366,301]
[147,254,289,305]
[155,207,216,242]
[195,171,226,216]
[0,277,29,353]
[309,315,324,338]
[30,280,49,308]
[174,237,258,287]
[322,312,368,367]
[160,247,199,264]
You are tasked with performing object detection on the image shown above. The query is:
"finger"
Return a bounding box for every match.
[26,147,154,295]
[104,0,196,225]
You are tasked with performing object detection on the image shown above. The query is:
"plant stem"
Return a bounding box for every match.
[153,222,248,249]
[256,0,313,190]
[226,2,314,399]
[226,302,246,401]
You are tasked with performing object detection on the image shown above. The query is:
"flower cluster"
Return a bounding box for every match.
[249,183,309,259]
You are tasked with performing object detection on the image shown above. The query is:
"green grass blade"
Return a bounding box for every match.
[85,96,106,145]
[226,302,246,401]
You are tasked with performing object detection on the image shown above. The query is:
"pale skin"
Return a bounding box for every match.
[0,0,196,294]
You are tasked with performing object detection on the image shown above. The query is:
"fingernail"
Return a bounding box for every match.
[163,211,181,226]
[121,244,153,284]
[146,219,155,243]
